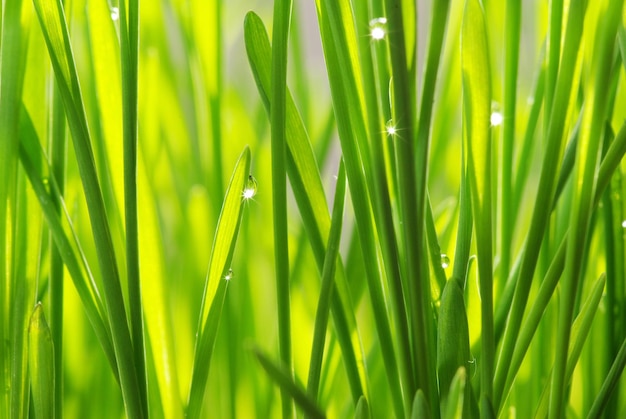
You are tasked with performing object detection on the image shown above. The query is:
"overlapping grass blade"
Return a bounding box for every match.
[354,395,369,419]
[31,0,143,416]
[244,11,366,404]
[251,346,325,419]
[186,146,250,418]
[28,303,55,419]
[461,0,494,401]
[549,2,623,416]
[307,161,346,401]
[493,0,586,409]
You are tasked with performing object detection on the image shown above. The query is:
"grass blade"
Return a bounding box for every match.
[30,0,144,415]
[269,0,294,415]
[549,1,623,416]
[252,346,326,419]
[461,0,494,401]
[307,161,346,401]
[186,146,251,418]
[28,303,55,419]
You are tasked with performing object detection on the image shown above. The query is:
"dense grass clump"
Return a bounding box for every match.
[2,0,626,417]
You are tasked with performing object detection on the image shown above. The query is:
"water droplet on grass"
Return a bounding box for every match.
[622,220,626,228]
[385,120,396,136]
[110,6,119,21]
[243,175,258,200]
[369,17,387,40]
[224,268,233,281]
[490,111,503,126]
[441,254,450,269]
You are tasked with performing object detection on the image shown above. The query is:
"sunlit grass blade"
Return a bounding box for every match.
[0,0,30,415]
[251,346,326,419]
[437,280,472,417]
[493,0,586,409]
[28,303,55,419]
[244,11,367,404]
[549,1,623,416]
[534,274,606,418]
[18,108,117,381]
[30,0,143,415]
[186,146,250,418]
[307,161,346,401]
[313,0,405,415]
[461,0,494,401]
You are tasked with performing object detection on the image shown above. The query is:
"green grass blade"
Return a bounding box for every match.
[18,108,118,382]
[411,389,432,419]
[587,334,626,418]
[0,0,30,415]
[28,303,55,419]
[186,146,251,418]
[437,280,472,417]
[118,0,147,412]
[307,161,346,401]
[461,0,494,402]
[533,274,606,418]
[269,0,294,415]
[493,0,586,409]
[313,0,405,415]
[499,0,521,283]
[354,395,369,419]
[30,0,144,416]
[244,11,367,404]
[549,1,623,416]
[442,368,466,419]
[251,346,326,419]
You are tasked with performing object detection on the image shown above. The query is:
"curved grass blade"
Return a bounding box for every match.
[411,390,432,419]
[251,346,325,419]
[28,303,55,419]
[354,395,369,419]
[442,368,466,419]
[307,161,346,401]
[587,334,626,418]
[244,11,366,404]
[186,146,251,418]
[461,0,494,401]
[30,0,143,415]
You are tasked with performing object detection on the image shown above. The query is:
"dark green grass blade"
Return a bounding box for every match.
[442,368,467,419]
[118,0,147,412]
[252,346,326,419]
[354,395,369,419]
[461,0,494,402]
[307,161,346,401]
[29,304,55,419]
[549,2,623,416]
[269,0,294,415]
[186,146,250,418]
[30,0,143,416]
[244,12,366,404]
[587,334,626,417]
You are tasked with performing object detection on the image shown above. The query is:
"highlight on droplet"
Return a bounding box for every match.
[441,254,450,269]
[110,6,119,21]
[622,220,626,228]
[490,111,503,127]
[243,175,258,200]
[385,119,397,136]
[369,17,387,40]
[224,268,233,281]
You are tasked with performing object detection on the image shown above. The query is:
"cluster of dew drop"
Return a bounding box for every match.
[369,17,387,41]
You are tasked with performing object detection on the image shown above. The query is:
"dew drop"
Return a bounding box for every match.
[369,17,387,40]
[110,6,119,21]
[385,120,397,136]
[224,268,233,281]
[243,175,258,200]
[622,220,626,228]
[441,254,450,269]
[490,111,503,126]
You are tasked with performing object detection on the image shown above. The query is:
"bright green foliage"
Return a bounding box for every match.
[3,0,626,417]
